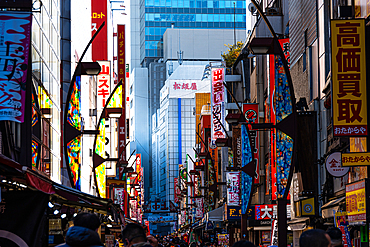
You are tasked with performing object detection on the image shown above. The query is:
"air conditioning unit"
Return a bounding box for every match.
[265,7,281,15]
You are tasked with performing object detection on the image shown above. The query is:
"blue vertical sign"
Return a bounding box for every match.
[241,124,253,214]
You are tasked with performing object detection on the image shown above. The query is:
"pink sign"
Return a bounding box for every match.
[211,67,226,145]
[0,12,32,123]
[226,172,240,206]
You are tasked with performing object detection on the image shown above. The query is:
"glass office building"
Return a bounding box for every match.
[139,0,247,65]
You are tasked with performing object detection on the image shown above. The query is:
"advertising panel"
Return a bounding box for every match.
[211,67,226,146]
[232,126,242,169]
[331,19,367,137]
[226,172,240,206]
[91,0,107,61]
[136,153,141,174]
[174,177,179,203]
[97,61,111,116]
[0,12,32,123]
[342,152,370,166]
[269,54,277,200]
[194,197,204,218]
[117,25,126,163]
[241,124,253,214]
[243,103,259,183]
[346,180,366,222]
[255,204,291,220]
[113,187,125,211]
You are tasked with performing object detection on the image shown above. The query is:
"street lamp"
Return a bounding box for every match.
[248,1,297,246]
[63,22,105,190]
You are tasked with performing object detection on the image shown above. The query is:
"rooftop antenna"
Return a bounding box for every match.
[177,29,183,65]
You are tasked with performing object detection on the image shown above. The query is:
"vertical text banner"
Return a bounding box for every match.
[226,172,240,206]
[331,19,367,137]
[0,12,32,123]
[97,61,111,117]
[211,67,226,146]
[91,0,107,61]
[117,25,126,163]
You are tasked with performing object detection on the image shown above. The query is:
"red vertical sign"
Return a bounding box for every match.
[91,0,107,61]
[117,25,126,162]
[270,54,277,200]
[243,103,259,184]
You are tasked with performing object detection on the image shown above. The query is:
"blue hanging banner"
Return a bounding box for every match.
[241,124,253,214]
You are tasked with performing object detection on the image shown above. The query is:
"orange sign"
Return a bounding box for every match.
[331,19,367,137]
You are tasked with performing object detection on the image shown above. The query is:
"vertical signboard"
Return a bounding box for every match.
[117,25,126,163]
[136,154,141,174]
[226,172,240,206]
[331,19,367,137]
[243,103,259,184]
[269,54,277,200]
[97,61,111,117]
[0,12,32,123]
[232,126,242,169]
[211,67,226,146]
[241,124,253,214]
[91,0,107,61]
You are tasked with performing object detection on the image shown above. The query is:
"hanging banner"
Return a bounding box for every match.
[243,103,259,183]
[211,67,226,146]
[91,0,107,61]
[97,61,111,116]
[232,126,242,169]
[269,54,277,201]
[114,187,125,211]
[226,172,240,206]
[331,19,367,137]
[174,177,179,203]
[117,25,126,163]
[241,124,253,214]
[0,191,48,247]
[0,12,32,123]
[194,197,204,218]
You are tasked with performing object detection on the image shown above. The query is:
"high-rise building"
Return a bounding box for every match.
[131,0,247,68]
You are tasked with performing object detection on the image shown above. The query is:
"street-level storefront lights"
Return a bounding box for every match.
[53,209,59,215]
[48,202,54,208]
[61,214,67,219]
[107,224,113,228]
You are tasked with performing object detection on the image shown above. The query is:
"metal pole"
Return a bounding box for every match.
[233,2,236,47]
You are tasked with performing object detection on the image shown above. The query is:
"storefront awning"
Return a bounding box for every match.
[321,197,345,209]
[321,197,345,218]
[253,226,271,231]
[0,154,114,214]
[287,217,309,231]
[202,205,225,223]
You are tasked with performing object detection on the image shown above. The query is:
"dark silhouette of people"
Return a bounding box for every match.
[56,212,104,247]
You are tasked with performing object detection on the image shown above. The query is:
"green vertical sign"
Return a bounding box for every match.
[361,224,368,242]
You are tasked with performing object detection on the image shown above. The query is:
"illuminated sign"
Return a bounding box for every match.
[255,204,291,220]
[325,152,349,176]
[0,12,32,123]
[91,0,107,61]
[117,25,126,164]
[331,19,367,137]
[346,180,366,222]
[342,152,370,166]
[226,172,240,206]
[97,61,111,115]
[211,67,226,145]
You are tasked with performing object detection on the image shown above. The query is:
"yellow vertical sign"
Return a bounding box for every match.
[331,19,367,137]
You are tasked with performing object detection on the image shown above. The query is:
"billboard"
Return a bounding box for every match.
[211,67,226,146]
[331,19,367,137]
[91,0,107,61]
[226,172,240,206]
[117,25,126,163]
[346,180,366,222]
[0,12,32,123]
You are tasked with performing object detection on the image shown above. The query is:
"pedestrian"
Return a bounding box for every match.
[326,227,343,247]
[122,223,153,247]
[148,235,162,247]
[231,240,256,247]
[299,229,331,247]
[56,212,104,247]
